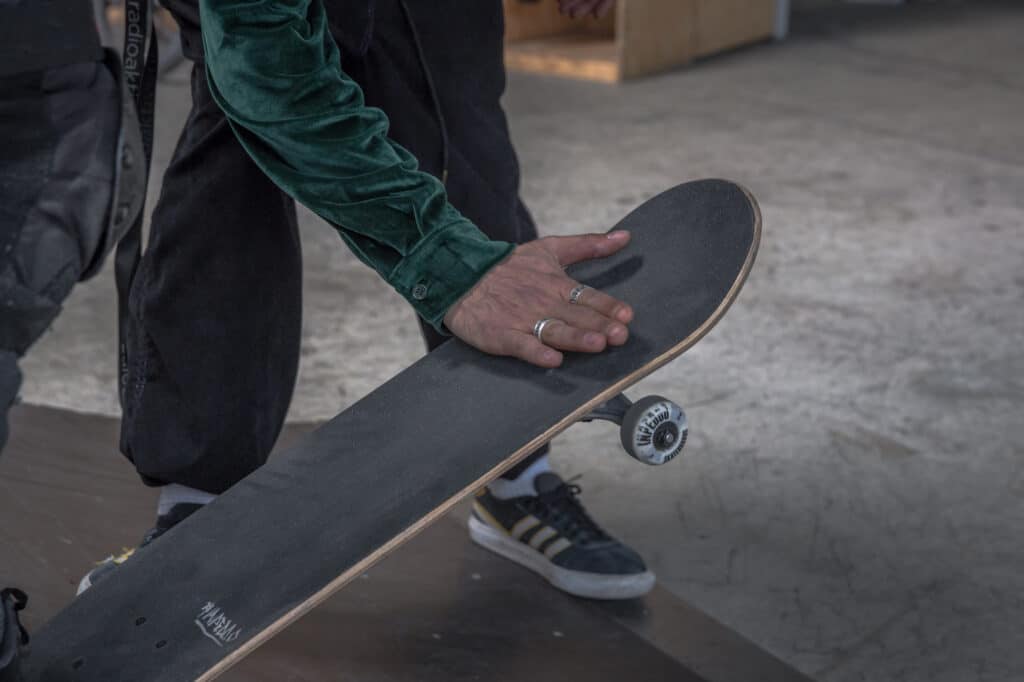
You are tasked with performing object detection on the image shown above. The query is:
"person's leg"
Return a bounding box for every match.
[0,0,137,453]
[0,0,142,659]
[119,10,303,496]
[80,3,305,594]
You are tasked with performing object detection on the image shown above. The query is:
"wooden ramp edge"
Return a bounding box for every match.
[1,405,812,682]
[503,0,778,83]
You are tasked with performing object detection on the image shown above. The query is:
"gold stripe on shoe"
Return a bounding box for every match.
[543,537,572,559]
[529,526,558,549]
[511,515,541,539]
[472,501,511,536]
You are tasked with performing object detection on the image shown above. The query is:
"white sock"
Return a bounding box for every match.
[488,455,553,500]
[157,484,217,517]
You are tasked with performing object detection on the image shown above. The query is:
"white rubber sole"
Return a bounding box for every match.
[76,553,129,596]
[75,573,94,596]
[468,516,655,600]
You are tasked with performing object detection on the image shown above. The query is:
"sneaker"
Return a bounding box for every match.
[76,503,203,595]
[469,472,655,600]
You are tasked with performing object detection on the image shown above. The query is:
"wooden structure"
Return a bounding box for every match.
[504,0,780,82]
[2,405,813,682]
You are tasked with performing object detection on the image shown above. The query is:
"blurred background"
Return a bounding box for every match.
[7,0,1024,680]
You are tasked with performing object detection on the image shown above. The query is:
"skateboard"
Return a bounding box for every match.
[20,178,760,681]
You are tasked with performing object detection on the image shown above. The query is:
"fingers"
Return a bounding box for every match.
[565,283,634,326]
[442,235,636,369]
[542,231,631,268]
[493,318,609,369]
[536,318,608,353]
[556,303,629,346]
[499,331,564,368]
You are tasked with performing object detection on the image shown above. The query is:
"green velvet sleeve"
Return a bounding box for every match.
[198,0,514,329]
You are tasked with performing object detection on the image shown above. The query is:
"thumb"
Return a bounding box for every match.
[543,231,631,267]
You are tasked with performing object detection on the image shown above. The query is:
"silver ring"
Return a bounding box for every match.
[568,284,590,305]
[533,318,561,342]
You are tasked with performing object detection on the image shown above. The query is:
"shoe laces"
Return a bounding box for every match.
[527,481,610,545]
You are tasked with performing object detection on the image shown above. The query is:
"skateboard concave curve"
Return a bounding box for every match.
[22,178,760,682]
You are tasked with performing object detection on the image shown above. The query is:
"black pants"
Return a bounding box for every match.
[0,0,113,452]
[122,0,547,492]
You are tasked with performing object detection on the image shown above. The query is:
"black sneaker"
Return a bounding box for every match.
[469,472,655,600]
[75,503,203,595]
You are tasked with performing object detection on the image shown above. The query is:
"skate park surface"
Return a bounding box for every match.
[1,405,808,681]
[4,2,1023,681]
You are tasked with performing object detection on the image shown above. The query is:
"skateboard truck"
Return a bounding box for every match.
[584,394,688,465]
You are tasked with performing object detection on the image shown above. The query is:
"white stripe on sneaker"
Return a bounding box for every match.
[528,526,557,549]
[511,515,541,539]
[543,537,572,559]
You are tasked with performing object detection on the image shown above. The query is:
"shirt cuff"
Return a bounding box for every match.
[388,219,514,332]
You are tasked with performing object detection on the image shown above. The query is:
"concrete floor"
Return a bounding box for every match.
[11,1,1024,680]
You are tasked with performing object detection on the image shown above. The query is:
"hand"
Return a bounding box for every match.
[557,0,615,19]
[443,232,634,368]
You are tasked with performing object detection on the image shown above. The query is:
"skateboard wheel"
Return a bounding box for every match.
[620,395,687,465]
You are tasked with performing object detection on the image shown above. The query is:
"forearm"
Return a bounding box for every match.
[198,0,513,327]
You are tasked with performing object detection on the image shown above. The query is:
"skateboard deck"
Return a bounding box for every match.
[21,178,761,681]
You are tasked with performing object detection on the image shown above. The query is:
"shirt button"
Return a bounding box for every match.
[411,283,429,300]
